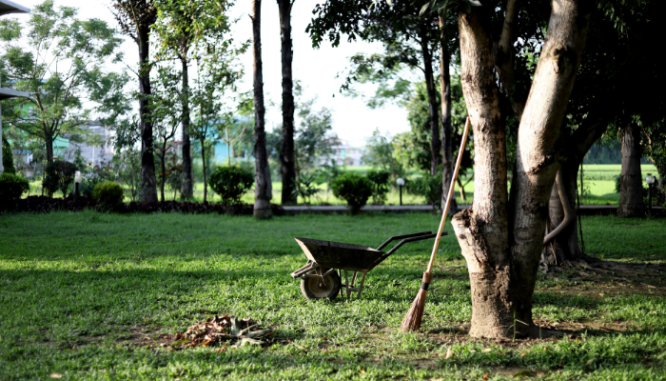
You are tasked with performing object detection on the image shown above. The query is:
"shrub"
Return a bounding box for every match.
[209,166,254,205]
[294,172,320,204]
[366,169,391,205]
[2,132,16,174]
[93,182,124,210]
[43,160,76,197]
[0,173,30,209]
[331,172,373,214]
[407,172,443,211]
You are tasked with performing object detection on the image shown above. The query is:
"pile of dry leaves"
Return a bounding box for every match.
[172,315,275,348]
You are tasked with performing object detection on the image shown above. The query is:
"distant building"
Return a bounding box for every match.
[60,122,115,167]
[325,138,365,167]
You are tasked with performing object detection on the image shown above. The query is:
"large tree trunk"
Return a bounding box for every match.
[277,0,296,205]
[451,0,591,339]
[439,15,457,215]
[253,0,272,219]
[180,57,194,199]
[419,25,441,176]
[138,23,158,203]
[617,121,645,217]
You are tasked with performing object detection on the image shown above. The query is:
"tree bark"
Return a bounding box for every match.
[452,8,511,338]
[201,139,207,203]
[160,148,166,202]
[138,22,158,203]
[253,0,272,219]
[277,0,297,205]
[439,15,457,215]
[452,0,591,339]
[180,57,194,199]
[419,25,441,176]
[617,121,645,217]
[45,135,54,163]
[541,118,608,269]
[507,0,591,337]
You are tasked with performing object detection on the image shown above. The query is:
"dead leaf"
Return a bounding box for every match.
[49,374,62,379]
[359,369,366,374]
[482,375,489,380]
[482,348,492,353]
[445,347,454,359]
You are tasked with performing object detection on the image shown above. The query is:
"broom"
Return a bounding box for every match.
[399,116,471,332]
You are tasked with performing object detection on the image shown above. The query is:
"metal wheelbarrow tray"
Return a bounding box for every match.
[290,231,447,300]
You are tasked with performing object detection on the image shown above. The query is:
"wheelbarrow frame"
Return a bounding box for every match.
[291,231,447,300]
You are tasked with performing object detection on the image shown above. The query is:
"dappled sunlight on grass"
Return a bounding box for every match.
[1,212,664,380]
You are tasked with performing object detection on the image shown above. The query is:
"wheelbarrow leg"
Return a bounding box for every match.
[356,272,368,298]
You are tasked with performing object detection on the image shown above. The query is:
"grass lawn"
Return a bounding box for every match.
[1,212,665,380]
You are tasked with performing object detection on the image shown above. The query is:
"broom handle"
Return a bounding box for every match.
[426,116,471,274]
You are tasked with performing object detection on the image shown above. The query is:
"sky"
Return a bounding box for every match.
[15,0,413,147]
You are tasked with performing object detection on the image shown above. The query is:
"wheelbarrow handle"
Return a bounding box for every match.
[376,231,433,251]
[384,231,448,256]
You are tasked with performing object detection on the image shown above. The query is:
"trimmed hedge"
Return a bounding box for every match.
[331,172,373,215]
[93,182,125,210]
[0,172,30,210]
[209,166,254,205]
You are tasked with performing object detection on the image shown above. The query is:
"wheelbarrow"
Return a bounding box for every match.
[290,231,447,300]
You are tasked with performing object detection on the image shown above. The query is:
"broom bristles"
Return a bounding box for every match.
[399,271,433,332]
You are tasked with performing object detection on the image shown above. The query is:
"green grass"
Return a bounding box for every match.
[1,212,665,380]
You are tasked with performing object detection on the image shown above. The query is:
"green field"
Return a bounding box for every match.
[23,164,659,206]
[1,212,665,380]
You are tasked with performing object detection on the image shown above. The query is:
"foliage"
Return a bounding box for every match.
[112,149,141,201]
[187,32,247,203]
[294,172,321,204]
[43,160,76,196]
[2,132,16,174]
[407,171,443,210]
[0,172,29,209]
[316,159,344,191]
[0,1,126,161]
[331,172,373,214]
[78,163,116,199]
[295,98,337,175]
[362,128,403,180]
[209,166,254,205]
[366,169,391,205]
[396,77,470,174]
[93,181,124,209]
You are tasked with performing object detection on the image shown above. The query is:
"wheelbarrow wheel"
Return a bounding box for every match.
[300,269,341,300]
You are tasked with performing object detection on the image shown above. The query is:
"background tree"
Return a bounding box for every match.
[308,1,443,176]
[362,128,402,181]
[294,98,336,176]
[189,37,246,203]
[153,0,233,199]
[541,0,666,268]
[112,0,158,203]
[149,66,181,202]
[252,0,272,218]
[1,1,123,163]
[277,0,297,205]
